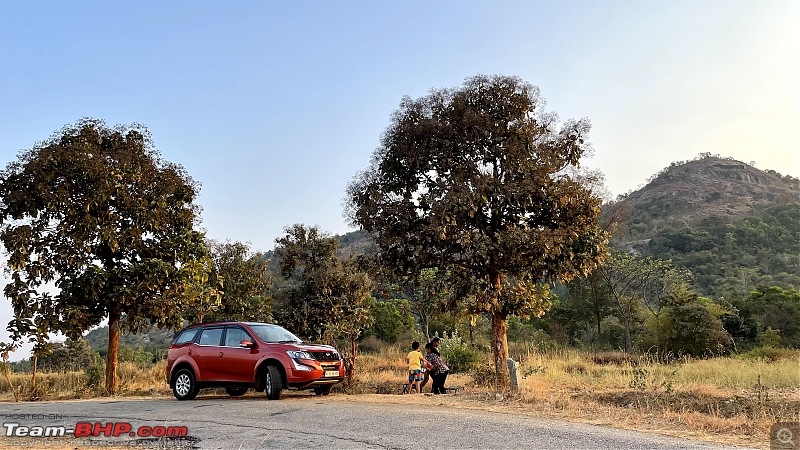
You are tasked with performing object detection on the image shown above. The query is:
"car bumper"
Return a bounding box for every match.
[286,361,344,389]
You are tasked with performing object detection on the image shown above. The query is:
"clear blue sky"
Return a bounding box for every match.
[0,1,798,352]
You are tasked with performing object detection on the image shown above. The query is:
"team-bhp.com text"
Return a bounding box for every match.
[4,422,188,438]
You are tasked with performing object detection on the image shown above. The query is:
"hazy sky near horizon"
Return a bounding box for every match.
[0,2,798,352]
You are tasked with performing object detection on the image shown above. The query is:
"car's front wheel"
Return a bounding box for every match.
[173,369,198,401]
[225,387,248,397]
[264,365,282,400]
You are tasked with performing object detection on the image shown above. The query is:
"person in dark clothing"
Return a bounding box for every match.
[425,337,449,394]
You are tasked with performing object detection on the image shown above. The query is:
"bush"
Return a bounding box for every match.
[469,364,498,388]
[591,351,639,366]
[437,330,482,373]
[358,335,387,354]
[84,363,105,389]
[740,346,798,362]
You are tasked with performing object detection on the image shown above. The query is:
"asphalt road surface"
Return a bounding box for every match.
[0,394,756,450]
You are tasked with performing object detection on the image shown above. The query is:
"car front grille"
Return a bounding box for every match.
[310,351,340,362]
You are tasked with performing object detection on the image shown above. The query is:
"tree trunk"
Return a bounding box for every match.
[589,276,602,348]
[490,272,509,388]
[1,359,19,402]
[348,338,357,385]
[491,311,509,387]
[622,314,633,354]
[106,308,121,395]
[469,315,476,347]
[30,354,38,396]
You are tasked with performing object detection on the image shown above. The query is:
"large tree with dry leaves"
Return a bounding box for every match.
[0,118,209,395]
[347,75,608,385]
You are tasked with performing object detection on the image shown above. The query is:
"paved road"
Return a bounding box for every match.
[0,394,755,449]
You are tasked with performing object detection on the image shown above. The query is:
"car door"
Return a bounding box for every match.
[193,327,224,381]
[220,326,259,383]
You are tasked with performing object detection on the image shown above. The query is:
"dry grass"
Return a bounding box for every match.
[1,349,797,448]
[0,361,171,401]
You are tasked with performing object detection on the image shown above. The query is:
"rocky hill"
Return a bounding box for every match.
[608,156,799,243]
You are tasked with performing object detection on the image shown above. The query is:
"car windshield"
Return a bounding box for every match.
[249,324,302,344]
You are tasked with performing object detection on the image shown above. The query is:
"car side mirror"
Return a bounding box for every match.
[239,340,255,348]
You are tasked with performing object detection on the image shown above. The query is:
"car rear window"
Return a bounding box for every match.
[173,329,198,345]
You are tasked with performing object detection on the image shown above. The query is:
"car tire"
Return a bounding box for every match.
[225,387,248,397]
[173,369,198,401]
[314,386,332,396]
[264,365,282,400]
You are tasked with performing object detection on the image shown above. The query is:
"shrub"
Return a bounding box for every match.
[358,335,386,354]
[84,363,105,389]
[469,364,498,388]
[591,351,639,366]
[437,330,482,373]
[740,346,798,362]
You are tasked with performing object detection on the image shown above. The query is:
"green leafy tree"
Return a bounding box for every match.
[273,225,374,380]
[392,268,459,342]
[597,251,675,354]
[560,273,613,348]
[203,240,273,322]
[740,286,800,348]
[655,284,732,357]
[0,118,209,394]
[38,338,97,373]
[367,299,414,343]
[347,75,608,384]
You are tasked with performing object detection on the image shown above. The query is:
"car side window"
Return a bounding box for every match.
[198,328,223,346]
[224,327,251,347]
[174,329,198,345]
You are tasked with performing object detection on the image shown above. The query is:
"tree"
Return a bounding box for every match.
[656,284,731,357]
[596,251,675,354]
[367,299,414,343]
[392,268,456,342]
[38,338,97,373]
[562,272,613,348]
[273,225,374,382]
[0,118,209,394]
[347,75,608,385]
[202,240,273,323]
[741,286,800,348]
[0,340,22,402]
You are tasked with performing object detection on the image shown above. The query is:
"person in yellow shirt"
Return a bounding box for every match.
[405,341,430,394]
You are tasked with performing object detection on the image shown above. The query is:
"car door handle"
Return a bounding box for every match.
[219,352,224,359]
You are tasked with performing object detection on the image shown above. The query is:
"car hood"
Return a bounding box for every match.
[283,343,339,353]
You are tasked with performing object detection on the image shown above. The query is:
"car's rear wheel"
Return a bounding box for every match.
[264,365,282,400]
[173,369,198,401]
[314,386,332,396]
[225,387,248,397]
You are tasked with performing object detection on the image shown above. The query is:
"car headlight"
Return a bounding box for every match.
[286,351,313,360]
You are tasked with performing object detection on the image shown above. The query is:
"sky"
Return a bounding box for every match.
[0,1,798,355]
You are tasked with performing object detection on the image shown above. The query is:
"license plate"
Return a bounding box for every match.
[324,370,339,378]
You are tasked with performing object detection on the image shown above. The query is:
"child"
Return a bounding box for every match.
[405,341,429,394]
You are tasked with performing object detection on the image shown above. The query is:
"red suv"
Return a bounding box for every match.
[165,321,344,400]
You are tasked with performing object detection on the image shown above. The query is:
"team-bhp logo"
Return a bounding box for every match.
[4,421,188,438]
